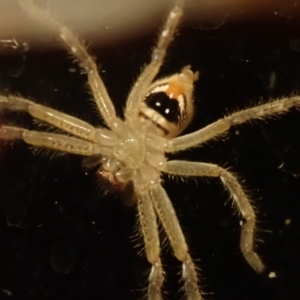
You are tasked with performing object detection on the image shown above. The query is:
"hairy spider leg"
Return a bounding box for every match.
[125,0,185,121]
[19,0,118,128]
[167,96,300,152]
[165,160,264,273]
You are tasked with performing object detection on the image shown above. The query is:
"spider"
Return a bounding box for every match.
[1,0,300,299]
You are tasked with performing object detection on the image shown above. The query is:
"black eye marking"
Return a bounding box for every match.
[144,92,181,124]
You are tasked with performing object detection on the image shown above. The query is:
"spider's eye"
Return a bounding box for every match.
[144,91,182,124]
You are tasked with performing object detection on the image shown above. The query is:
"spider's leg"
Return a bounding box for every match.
[166,96,300,152]
[149,184,202,300]
[165,160,265,273]
[0,95,111,143]
[18,0,117,128]
[0,126,106,156]
[136,190,164,300]
[125,0,185,120]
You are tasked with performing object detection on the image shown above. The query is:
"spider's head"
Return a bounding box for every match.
[139,65,199,139]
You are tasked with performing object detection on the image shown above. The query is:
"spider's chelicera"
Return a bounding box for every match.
[1,0,300,299]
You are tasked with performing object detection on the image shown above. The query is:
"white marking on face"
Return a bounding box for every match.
[178,94,185,114]
[162,29,169,37]
[151,84,169,94]
[170,11,176,19]
[138,109,169,136]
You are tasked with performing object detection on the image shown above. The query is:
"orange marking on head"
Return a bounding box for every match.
[165,81,184,100]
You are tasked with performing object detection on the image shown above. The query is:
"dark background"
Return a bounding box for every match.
[0,1,300,300]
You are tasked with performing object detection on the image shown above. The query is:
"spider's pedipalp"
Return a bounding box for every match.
[164,160,264,273]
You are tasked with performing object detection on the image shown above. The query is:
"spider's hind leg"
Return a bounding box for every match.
[150,184,203,300]
[0,126,103,156]
[165,160,265,274]
[136,190,164,300]
[0,95,98,141]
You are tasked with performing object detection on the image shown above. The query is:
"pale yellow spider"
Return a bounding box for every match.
[1,0,300,299]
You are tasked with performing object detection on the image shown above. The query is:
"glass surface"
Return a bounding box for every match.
[0,1,299,299]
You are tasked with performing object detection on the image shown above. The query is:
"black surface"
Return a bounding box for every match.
[0,2,300,300]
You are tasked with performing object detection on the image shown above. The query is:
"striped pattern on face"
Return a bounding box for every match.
[138,66,198,138]
[144,83,186,125]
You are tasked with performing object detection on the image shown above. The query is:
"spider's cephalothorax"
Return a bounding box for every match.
[93,65,199,192]
[1,0,300,299]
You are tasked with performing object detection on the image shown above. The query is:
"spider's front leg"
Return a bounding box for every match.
[165,160,265,273]
[18,0,117,128]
